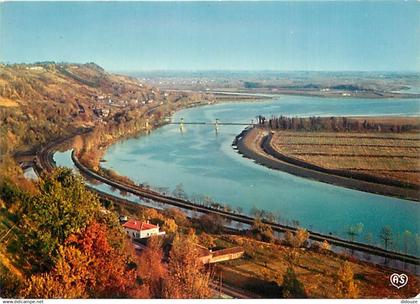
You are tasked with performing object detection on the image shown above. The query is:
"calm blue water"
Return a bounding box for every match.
[56,95,420,254]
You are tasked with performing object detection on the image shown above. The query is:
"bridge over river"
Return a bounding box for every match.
[168,118,252,132]
[170,119,251,126]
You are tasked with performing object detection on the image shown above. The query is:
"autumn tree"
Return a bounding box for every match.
[24,220,150,298]
[311,240,331,253]
[162,218,178,234]
[284,228,309,248]
[163,231,211,299]
[198,232,215,249]
[335,262,358,298]
[281,267,306,298]
[21,246,92,298]
[139,208,165,224]
[66,221,145,298]
[320,240,331,252]
[250,218,274,242]
[0,155,24,185]
[199,213,225,234]
[137,236,167,298]
[22,168,100,272]
[0,266,22,298]
[72,135,84,155]
[0,177,31,212]
[164,207,189,227]
[294,228,309,248]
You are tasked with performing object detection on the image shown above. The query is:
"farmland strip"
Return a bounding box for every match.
[292,153,420,158]
[278,134,420,141]
[279,143,420,148]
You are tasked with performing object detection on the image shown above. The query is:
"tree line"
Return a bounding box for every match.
[170,185,420,257]
[256,115,419,133]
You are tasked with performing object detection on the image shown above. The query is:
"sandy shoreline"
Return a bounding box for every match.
[235,127,419,202]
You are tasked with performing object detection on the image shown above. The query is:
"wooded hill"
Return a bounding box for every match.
[0,62,209,156]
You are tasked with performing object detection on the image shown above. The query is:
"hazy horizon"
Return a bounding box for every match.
[1,1,419,72]
[2,62,420,74]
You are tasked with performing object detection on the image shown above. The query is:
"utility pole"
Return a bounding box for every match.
[215,118,219,134]
[180,118,185,133]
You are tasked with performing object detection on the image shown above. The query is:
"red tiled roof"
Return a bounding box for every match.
[122,219,158,231]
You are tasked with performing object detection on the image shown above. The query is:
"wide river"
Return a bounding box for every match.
[56,95,420,254]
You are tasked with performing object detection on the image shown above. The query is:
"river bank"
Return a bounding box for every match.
[70,149,420,271]
[96,96,420,255]
[39,148,420,295]
[35,93,420,261]
[74,91,273,172]
[235,126,419,202]
[30,97,420,270]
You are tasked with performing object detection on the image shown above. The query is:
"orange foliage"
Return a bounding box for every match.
[21,246,92,298]
[137,236,167,298]
[163,232,212,299]
[66,221,146,298]
[23,221,149,298]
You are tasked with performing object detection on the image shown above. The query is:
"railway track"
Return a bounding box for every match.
[33,128,420,268]
[69,150,420,266]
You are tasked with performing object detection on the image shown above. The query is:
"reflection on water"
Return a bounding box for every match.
[23,167,38,180]
[55,95,420,255]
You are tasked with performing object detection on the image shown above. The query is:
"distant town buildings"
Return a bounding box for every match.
[28,66,44,71]
[93,107,110,117]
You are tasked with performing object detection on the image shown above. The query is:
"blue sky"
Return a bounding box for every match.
[1,1,419,71]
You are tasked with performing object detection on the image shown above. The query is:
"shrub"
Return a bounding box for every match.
[199,213,225,234]
[335,262,359,298]
[284,228,309,248]
[281,267,306,298]
[250,219,274,242]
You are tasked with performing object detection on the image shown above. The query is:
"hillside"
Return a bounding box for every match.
[0,62,209,156]
[0,64,216,298]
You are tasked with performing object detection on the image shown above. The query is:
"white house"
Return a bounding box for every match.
[122,219,165,239]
